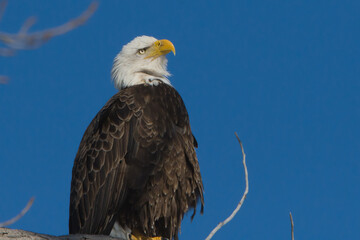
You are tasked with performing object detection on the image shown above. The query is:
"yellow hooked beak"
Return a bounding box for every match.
[145,39,176,59]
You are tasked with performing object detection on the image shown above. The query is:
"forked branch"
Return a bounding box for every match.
[0,0,98,55]
[0,0,98,82]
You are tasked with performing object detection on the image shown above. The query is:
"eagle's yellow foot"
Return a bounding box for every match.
[130,234,162,240]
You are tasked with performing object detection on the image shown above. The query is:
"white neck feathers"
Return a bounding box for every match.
[111,55,171,89]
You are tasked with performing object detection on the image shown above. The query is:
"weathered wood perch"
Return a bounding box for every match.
[0,228,125,240]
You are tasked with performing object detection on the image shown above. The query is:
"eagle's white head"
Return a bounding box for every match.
[111,36,176,90]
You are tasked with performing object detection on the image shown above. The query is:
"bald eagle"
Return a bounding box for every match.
[69,36,204,240]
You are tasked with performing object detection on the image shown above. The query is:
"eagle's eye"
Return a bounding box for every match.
[138,49,146,55]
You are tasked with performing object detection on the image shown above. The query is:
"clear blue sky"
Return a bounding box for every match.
[1,0,359,239]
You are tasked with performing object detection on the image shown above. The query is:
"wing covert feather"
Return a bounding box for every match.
[70,92,137,234]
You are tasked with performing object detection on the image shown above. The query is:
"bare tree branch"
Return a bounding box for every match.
[0,228,125,240]
[0,1,98,83]
[0,197,35,228]
[205,132,249,240]
[290,212,294,240]
[0,1,98,56]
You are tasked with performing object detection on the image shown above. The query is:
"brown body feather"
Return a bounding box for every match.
[69,83,204,239]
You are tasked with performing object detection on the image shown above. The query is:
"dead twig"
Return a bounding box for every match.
[0,0,7,23]
[0,75,9,84]
[205,132,249,240]
[290,212,294,240]
[0,197,35,227]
